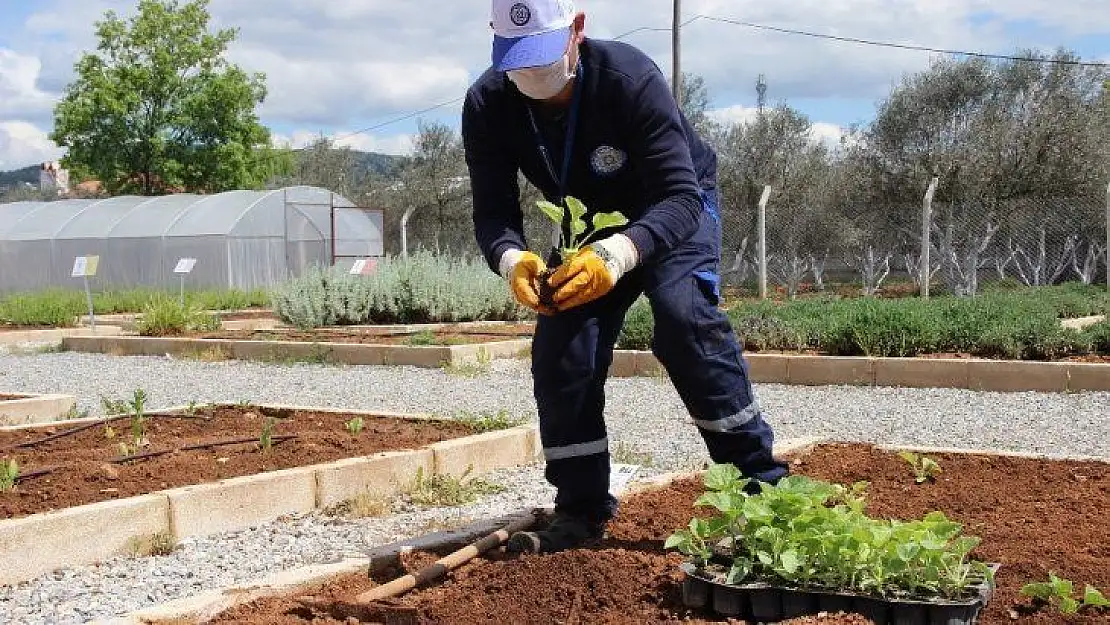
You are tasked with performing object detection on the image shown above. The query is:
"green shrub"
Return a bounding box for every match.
[271,252,530,330]
[0,290,84,327]
[617,297,654,350]
[136,297,220,336]
[1085,321,1110,354]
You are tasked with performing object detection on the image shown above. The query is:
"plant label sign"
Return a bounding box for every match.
[350,258,378,276]
[174,258,197,274]
[71,255,100,278]
[609,463,640,495]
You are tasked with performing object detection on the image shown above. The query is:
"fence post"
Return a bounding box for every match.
[922,176,939,299]
[758,186,772,299]
[400,206,417,257]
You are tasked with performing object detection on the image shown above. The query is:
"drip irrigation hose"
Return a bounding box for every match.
[13,466,55,484]
[111,435,298,464]
[3,413,215,452]
[351,511,537,603]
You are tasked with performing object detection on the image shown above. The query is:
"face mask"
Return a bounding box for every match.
[508,52,575,100]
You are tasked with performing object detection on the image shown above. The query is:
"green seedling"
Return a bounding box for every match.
[259,417,275,454]
[345,416,364,435]
[0,459,19,492]
[535,196,629,264]
[128,388,148,451]
[665,463,992,600]
[185,400,199,416]
[899,451,942,483]
[1021,573,1109,614]
[452,409,525,433]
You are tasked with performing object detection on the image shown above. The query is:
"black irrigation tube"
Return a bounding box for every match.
[2,413,215,452]
[111,434,299,464]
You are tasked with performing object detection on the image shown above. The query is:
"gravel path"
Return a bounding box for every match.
[0,351,1107,624]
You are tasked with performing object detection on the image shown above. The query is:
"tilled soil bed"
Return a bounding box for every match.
[0,405,479,519]
[209,442,1108,625]
[191,323,535,346]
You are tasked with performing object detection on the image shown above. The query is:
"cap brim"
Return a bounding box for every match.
[492,27,570,71]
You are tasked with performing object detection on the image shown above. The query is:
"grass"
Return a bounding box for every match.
[324,491,392,519]
[124,532,177,558]
[406,466,504,508]
[611,441,656,467]
[450,409,527,433]
[136,296,220,336]
[618,284,1110,361]
[0,287,269,328]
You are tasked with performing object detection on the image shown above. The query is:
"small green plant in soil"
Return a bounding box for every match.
[125,531,178,558]
[1021,572,1109,614]
[452,409,525,433]
[534,196,629,306]
[665,462,994,601]
[345,416,364,435]
[406,330,439,346]
[259,417,276,454]
[0,459,19,492]
[105,389,149,456]
[899,451,942,484]
[407,465,504,508]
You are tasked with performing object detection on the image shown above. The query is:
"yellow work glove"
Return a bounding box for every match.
[499,249,556,315]
[549,234,639,311]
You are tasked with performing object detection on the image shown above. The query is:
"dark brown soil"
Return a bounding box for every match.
[0,406,478,519]
[209,443,1108,625]
[193,324,535,346]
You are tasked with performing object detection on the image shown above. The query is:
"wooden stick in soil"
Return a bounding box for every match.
[298,512,537,614]
[110,435,298,464]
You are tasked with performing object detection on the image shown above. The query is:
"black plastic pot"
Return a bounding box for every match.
[678,562,1000,625]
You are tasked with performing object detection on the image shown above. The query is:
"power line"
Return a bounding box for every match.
[693,14,1110,68]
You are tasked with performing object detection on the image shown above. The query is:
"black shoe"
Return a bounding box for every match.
[506,512,606,554]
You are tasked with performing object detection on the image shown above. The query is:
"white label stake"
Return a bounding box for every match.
[173,258,197,306]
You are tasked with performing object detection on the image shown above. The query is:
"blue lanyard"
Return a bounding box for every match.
[525,58,584,207]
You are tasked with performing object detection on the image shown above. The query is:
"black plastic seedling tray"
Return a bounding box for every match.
[679,562,1000,625]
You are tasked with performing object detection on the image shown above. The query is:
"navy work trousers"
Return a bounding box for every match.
[531,190,790,523]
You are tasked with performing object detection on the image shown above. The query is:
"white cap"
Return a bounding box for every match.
[490,0,576,71]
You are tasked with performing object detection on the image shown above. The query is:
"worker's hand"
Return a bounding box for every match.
[499,249,556,315]
[549,234,639,311]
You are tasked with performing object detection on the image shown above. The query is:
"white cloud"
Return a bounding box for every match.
[273,130,415,156]
[0,49,56,120]
[0,121,64,170]
[708,105,760,127]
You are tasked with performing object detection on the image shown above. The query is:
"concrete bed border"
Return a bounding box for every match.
[0,325,123,346]
[0,392,78,426]
[0,403,540,587]
[608,350,1110,393]
[60,335,532,368]
[94,435,1110,624]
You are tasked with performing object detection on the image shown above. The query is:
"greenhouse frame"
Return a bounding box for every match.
[0,186,383,292]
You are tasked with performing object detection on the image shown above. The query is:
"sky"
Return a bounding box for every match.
[0,0,1108,170]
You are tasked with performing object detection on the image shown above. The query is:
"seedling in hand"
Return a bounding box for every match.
[0,459,19,492]
[534,196,629,306]
[899,451,942,483]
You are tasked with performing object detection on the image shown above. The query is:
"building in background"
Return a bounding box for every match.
[39,162,70,196]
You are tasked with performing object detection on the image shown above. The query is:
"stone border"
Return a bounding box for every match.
[0,404,540,587]
[0,325,123,347]
[608,351,1110,393]
[60,335,532,368]
[0,393,78,426]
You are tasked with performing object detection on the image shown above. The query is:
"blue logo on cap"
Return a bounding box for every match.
[509,3,531,26]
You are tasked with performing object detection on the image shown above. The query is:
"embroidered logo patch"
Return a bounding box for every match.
[590,146,627,176]
[509,3,531,26]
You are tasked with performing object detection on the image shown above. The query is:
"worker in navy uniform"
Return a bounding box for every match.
[462,0,790,554]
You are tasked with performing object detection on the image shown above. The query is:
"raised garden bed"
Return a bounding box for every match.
[134,441,1108,625]
[0,403,539,585]
[59,324,533,368]
[0,392,78,426]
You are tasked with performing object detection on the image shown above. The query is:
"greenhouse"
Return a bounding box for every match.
[0,186,383,292]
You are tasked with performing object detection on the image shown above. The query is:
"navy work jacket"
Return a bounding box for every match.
[462,37,718,273]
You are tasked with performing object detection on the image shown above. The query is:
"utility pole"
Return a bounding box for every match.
[672,0,681,103]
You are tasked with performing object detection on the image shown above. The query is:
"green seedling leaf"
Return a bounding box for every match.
[571,217,587,239]
[592,211,629,231]
[664,533,690,552]
[536,200,565,225]
[703,463,743,491]
[694,491,735,514]
[727,558,752,584]
[779,549,801,575]
[565,196,587,222]
[1082,585,1109,608]
[1061,597,1081,614]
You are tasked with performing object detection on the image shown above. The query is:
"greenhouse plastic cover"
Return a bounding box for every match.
[0,186,383,291]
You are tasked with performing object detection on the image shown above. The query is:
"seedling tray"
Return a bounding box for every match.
[680,561,1000,624]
